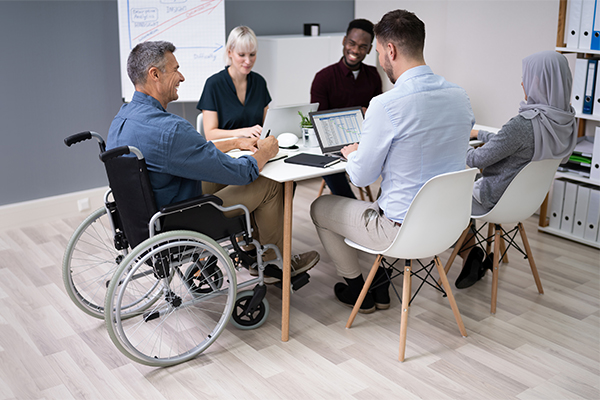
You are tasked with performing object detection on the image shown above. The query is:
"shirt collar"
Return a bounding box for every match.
[337,57,362,77]
[132,91,166,112]
[394,65,432,87]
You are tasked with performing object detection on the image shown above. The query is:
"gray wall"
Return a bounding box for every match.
[0,0,353,207]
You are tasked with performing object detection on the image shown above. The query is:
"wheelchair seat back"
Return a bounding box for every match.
[102,152,158,249]
[101,146,250,248]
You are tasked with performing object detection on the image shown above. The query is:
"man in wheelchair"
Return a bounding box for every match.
[107,40,319,283]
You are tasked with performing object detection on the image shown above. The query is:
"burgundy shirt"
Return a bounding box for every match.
[310,58,382,111]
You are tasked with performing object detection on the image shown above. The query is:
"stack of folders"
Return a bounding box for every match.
[572,58,600,116]
[549,178,600,242]
[557,135,596,178]
[567,0,600,115]
[566,0,600,51]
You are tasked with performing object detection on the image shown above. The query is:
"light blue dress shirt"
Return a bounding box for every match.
[346,65,475,223]
[107,91,259,208]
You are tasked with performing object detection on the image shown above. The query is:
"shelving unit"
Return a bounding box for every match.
[536,0,600,248]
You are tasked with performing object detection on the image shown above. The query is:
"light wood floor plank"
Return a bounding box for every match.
[0,178,597,399]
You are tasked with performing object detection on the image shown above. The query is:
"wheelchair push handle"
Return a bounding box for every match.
[64,131,106,152]
[100,145,144,162]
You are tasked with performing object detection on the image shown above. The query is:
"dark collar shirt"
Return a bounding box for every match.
[310,58,382,111]
[197,66,271,129]
[108,91,258,208]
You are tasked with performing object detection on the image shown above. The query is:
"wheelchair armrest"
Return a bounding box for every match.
[160,194,224,214]
[100,146,144,161]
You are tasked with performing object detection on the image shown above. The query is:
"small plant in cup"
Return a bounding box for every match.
[298,111,312,128]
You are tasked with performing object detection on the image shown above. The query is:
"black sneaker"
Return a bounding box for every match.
[455,247,485,289]
[334,282,376,313]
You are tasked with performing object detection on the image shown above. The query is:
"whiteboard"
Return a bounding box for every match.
[117,0,225,103]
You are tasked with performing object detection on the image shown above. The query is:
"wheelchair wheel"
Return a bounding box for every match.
[62,207,126,318]
[230,290,270,330]
[105,230,237,367]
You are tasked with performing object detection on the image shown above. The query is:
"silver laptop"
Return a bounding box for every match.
[309,107,364,157]
[261,103,319,139]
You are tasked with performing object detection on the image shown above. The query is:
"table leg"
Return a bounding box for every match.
[282,180,293,341]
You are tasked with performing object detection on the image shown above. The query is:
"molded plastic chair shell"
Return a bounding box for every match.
[346,168,479,260]
[474,158,562,224]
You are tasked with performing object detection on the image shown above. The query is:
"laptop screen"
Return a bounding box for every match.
[260,103,319,139]
[309,107,364,153]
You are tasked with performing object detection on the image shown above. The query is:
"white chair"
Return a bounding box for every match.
[345,168,478,361]
[444,158,562,314]
[196,112,204,136]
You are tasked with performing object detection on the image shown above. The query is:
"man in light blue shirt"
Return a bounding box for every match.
[311,9,475,313]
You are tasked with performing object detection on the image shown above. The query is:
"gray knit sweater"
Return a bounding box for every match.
[466,115,534,214]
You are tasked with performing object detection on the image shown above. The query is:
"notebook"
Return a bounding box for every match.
[260,102,319,139]
[284,153,341,168]
[309,107,364,157]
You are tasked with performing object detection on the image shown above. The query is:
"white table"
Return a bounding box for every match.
[259,145,347,341]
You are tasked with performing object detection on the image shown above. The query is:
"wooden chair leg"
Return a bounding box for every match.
[498,224,509,263]
[399,260,412,362]
[434,256,467,337]
[317,179,327,197]
[518,222,544,294]
[486,223,494,255]
[491,225,501,314]
[364,185,374,202]
[346,255,382,329]
[358,188,365,201]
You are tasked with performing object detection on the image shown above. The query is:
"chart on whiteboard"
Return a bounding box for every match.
[117,0,225,102]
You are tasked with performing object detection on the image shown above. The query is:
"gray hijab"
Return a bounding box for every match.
[519,50,577,161]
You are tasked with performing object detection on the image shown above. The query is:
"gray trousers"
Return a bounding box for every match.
[310,195,400,279]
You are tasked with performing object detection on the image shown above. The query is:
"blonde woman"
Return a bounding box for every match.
[197,26,270,140]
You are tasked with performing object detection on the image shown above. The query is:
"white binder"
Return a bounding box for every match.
[573,184,591,237]
[584,188,600,241]
[572,59,588,115]
[549,179,566,229]
[591,127,600,182]
[566,0,583,48]
[578,0,596,49]
[560,181,578,232]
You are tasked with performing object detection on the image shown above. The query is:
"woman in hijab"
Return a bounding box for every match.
[456,50,577,289]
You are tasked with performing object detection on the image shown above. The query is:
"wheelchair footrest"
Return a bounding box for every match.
[273,272,310,291]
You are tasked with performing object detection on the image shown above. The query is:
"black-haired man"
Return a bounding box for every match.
[310,18,382,198]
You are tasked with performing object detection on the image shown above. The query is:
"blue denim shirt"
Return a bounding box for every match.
[107,91,259,208]
[346,65,475,223]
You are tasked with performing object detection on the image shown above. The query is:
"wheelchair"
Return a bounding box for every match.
[63,132,310,366]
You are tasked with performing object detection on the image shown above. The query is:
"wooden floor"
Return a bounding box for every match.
[0,178,598,399]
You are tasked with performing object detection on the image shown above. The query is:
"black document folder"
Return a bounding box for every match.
[284,153,341,168]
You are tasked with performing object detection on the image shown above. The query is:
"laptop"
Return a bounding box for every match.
[309,107,364,157]
[260,102,319,139]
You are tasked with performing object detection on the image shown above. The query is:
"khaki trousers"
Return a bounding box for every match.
[203,176,283,258]
[310,195,400,279]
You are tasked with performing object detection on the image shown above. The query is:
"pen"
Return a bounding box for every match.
[265,130,271,138]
